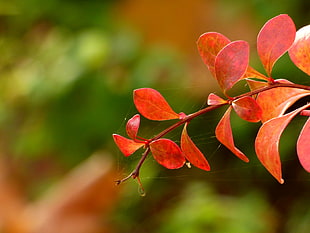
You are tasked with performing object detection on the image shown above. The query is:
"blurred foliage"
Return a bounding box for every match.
[158,182,276,233]
[113,180,278,233]
[0,0,309,233]
[0,0,187,166]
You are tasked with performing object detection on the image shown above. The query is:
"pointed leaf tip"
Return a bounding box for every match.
[255,103,310,183]
[113,134,144,157]
[289,24,310,75]
[150,139,185,169]
[246,79,268,91]
[297,117,310,172]
[215,40,249,92]
[215,107,249,162]
[133,88,179,121]
[126,114,140,140]
[181,123,210,171]
[207,93,227,106]
[257,14,296,76]
[242,66,268,81]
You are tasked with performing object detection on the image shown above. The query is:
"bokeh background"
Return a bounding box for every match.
[0,0,309,232]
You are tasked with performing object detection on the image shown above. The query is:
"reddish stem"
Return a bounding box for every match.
[115,147,150,185]
[152,104,227,141]
[118,81,310,186]
[233,82,310,100]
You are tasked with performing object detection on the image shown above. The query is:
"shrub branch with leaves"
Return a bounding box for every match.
[113,14,310,190]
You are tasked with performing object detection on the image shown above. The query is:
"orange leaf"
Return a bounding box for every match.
[197,32,231,77]
[297,117,310,172]
[215,40,249,92]
[257,14,296,76]
[246,79,268,91]
[207,93,227,106]
[150,139,185,169]
[112,134,144,157]
[126,114,140,140]
[133,88,179,121]
[256,79,310,122]
[255,103,310,183]
[242,66,268,81]
[215,107,249,162]
[232,96,262,122]
[181,123,210,171]
[288,25,310,75]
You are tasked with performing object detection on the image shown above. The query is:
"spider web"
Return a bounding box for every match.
[113,86,308,185]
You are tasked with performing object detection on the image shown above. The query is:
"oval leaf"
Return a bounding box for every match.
[181,123,210,171]
[150,139,185,169]
[255,103,310,183]
[207,93,227,106]
[256,79,310,122]
[215,40,249,92]
[197,33,266,81]
[232,96,262,122]
[288,24,310,75]
[297,117,310,172]
[126,114,140,140]
[133,88,179,121]
[112,134,144,157]
[215,107,249,162]
[197,32,231,77]
[257,14,296,76]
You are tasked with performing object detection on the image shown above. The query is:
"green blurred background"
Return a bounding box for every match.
[0,0,309,232]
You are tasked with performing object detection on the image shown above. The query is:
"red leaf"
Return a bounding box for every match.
[232,96,262,122]
[197,32,231,77]
[215,107,249,162]
[126,114,140,140]
[150,139,185,169]
[207,93,227,106]
[112,134,144,157]
[215,40,249,92]
[133,88,179,121]
[288,25,310,75]
[257,14,296,76]
[181,123,210,171]
[256,79,310,122]
[297,117,310,172]
[197,33,266,82]
[255,103,310,183]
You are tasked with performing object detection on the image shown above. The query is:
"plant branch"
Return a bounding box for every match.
[118,81,310,186]
[116,104,227,186]
[151,103,227,141]
[233,82,310,100]
[115,147,150,185]
[151,82,310,143]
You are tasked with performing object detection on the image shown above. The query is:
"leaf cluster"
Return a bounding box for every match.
[113,14,310,188]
